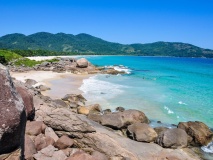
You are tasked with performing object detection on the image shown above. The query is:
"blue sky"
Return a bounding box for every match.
[0,0,213,49]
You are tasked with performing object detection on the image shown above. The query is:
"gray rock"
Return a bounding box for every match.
[25,79,37,86]
[100,109,149,129]
[156,128,188,149]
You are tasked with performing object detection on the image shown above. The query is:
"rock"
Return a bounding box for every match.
[26,121,46,136]
[70,115,199,160]
[88,113,102,123]
[62,148,81,157]
[77,106,90,115]
[36,85,51,91]
[154,127,168,135]
[91,151,108,160]
[43,107,95,134]
[54,135,74,149]
[40,62,50,67]
[100,109,149,129]
[33,145,67,160]
[156,128,188,149]
[116,106,125,112]
[24,135,37,160]
[25,79,37,86]
[103,109,111,114]
[76,58,89,68]
[178,121,213,146]
[0,148,21,160]
[87,104,102,113]
[127,123,157,142]
[0,64,26,155]
[34,134,55,151]
[53,99,68,108]
[62,94,86,103]
[45,127,59,142]
[16,85,35,120]
[66,151,95,160]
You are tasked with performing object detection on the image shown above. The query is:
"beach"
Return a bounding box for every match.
[11,71,92,99]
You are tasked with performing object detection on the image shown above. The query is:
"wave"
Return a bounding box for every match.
[201,141,213,153]
[79,75,127,102]
[164,106,174,114]
[178,101,187,105]
[105,65,132,74]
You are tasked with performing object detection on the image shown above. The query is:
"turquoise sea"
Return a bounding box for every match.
[78,56,213,129]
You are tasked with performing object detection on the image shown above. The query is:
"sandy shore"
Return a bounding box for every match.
[10,71,92,99]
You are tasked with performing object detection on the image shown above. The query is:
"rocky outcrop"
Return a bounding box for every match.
[0,64,26,155]
[127,122,158,142]
[178,121,213,146]
[99,109,149,129]
[156,128,188,149]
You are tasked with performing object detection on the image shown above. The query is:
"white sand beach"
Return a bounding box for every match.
[11,71,92,99]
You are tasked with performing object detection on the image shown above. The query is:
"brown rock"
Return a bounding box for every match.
[91,151,108,160]
[100,109,149,129]
[88,113,102,123]
[0,64,26,155]
[53,99,68,108]
[54,135,74,149]
[26,121,46,136]
[127,123,157,142]
[66,151,95,160]
[178,121,213,146]
[76,58,89,68]
[45,127,59,142]
[33,145,67,160]
[24,135,37,160]
[16,85,35,120]
[34,134,55,151]
[77,106,90,115]
[87,104,102,113]
[156,128,188,149]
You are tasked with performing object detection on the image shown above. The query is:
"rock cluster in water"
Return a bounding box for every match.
[0,61,213,160]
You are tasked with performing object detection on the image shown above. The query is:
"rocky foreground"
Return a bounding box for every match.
[0,59,213,160]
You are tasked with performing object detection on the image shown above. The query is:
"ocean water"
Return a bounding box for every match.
[78,56,213,129]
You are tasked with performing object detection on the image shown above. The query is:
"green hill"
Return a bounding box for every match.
[0,32,212,58]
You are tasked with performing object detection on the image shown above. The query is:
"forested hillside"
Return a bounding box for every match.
[0,32,212,58]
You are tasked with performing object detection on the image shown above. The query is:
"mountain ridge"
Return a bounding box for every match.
[0,32,212,58]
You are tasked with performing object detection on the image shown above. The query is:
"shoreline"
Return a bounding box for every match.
[11,71,92,99]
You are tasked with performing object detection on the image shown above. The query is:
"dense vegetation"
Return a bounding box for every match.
[0,32,213,58]
[0,50,58,67]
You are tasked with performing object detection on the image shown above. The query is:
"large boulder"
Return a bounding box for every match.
[127,123,157,142]
[0,64,26,155]
[15,85,35,120]
[100,109,149,129]
[178,121,213,146]
[76,58,89,68]
[156,128,188,149]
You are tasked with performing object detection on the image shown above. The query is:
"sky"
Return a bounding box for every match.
[0,0,213,49]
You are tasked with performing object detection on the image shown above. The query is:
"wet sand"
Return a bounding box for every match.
[11,71,92,99]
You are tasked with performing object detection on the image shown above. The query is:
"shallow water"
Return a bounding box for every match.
[78,56,213,128]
